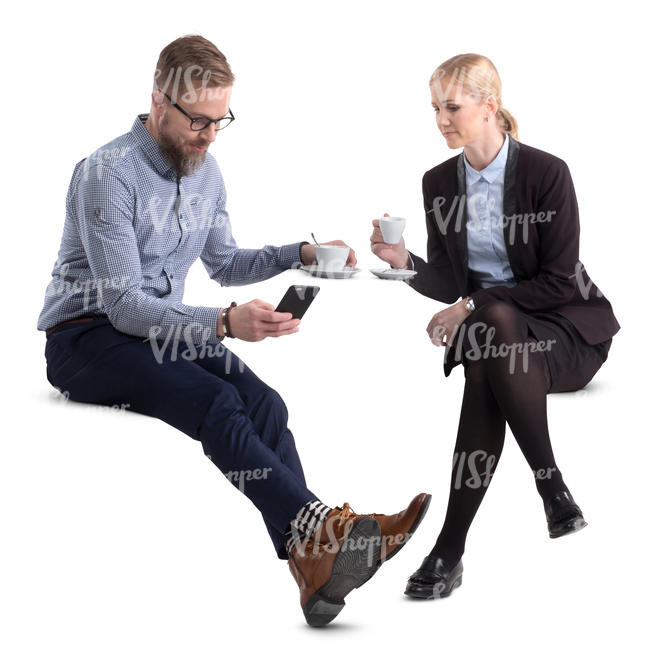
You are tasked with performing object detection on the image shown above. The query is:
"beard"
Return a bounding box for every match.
[157,111,208,177]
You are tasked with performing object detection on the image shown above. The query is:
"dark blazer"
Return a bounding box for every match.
[406,134,620,359]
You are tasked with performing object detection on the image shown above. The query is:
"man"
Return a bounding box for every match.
[36,35,430,626]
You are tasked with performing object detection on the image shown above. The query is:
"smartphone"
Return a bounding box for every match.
[275,285,320,319]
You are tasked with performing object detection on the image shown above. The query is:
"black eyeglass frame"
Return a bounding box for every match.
[159,90,235,131]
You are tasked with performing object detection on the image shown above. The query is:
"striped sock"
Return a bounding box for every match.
[285,499,332,554]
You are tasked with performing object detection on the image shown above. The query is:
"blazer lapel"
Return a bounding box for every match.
[502,134,524,280]
[454,153,469,292]
[454,133,524,291]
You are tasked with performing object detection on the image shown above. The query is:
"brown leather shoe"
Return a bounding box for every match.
[288,504,381,627]
[336,493,432,571]
[371,493,432,564]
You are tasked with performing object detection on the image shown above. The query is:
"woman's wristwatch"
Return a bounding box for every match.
[464,296,475,312]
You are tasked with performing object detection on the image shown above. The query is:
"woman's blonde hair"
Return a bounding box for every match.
[430,53,519,141]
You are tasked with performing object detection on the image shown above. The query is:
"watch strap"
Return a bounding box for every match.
[222,301,237,338]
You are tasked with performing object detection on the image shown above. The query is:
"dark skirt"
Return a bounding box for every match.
[524,312,611,392]
[444,309,613,394]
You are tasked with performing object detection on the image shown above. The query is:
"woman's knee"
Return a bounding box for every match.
[473,302,526,335]
[459,302,528,361]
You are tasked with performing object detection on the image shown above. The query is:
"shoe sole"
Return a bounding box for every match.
[549,517,588,538]
[303,517,381,627]
[404,575,463,599]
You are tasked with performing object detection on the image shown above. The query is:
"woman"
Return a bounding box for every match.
[369,53,620,599]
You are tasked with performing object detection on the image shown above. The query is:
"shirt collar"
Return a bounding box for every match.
[132,114,175,179]
[463,133,509,185]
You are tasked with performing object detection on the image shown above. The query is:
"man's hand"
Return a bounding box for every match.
[300,240,357,267]
[427,300,471,347]
[370,214,410,269]
[226,299,301,342]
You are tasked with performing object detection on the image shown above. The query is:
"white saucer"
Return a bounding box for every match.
[370,267,418,280]
[300,264,361,279]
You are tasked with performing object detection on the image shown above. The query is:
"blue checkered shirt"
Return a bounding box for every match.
[37,114,306,343]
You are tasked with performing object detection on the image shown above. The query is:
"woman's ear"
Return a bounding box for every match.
[485,95,498,121]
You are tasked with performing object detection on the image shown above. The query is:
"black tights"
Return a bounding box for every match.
[431,302,568,567]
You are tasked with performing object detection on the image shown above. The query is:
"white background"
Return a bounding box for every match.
[2,0,647,647]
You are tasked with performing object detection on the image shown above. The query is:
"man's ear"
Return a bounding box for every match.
[152,89,165,109]
[149,89,166,121]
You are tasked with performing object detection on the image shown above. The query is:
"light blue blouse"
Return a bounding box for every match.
[463,135,516,289]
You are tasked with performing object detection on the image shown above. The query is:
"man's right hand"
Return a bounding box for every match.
[223,299,300,342]
[370,214,410,269]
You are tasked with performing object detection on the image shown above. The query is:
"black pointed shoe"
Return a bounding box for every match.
[544,490,588,538]
[404,554,463,599]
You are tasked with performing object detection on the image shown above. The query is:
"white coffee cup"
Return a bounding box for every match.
[379,216,406,244]
[314,245,349,271]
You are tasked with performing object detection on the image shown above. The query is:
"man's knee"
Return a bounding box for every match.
[259,387,289,420]
[198,381,247,431]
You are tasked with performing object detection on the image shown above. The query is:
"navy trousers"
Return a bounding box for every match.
[44,315,317,560]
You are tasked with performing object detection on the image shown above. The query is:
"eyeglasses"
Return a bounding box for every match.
[160,91,235,131]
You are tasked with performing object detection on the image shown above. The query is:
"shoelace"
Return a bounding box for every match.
[295,503,385,554]
[338,502,385,519]
[295,503,355,553]
[339,502,355,520]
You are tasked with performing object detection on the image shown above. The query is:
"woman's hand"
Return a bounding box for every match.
[370,213,409,269]
[427,300,471,347]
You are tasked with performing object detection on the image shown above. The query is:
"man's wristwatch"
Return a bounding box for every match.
[464,296,475,312]
[221,301,237,338]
